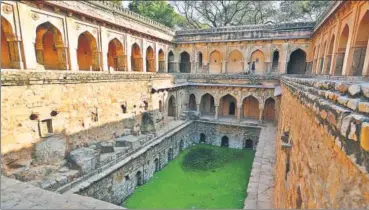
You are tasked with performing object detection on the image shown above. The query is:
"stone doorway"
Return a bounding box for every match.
[221,136,229,147]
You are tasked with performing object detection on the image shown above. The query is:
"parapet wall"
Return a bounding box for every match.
[275,76,369,208]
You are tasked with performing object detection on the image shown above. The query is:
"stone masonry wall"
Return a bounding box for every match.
[274,76,369,208]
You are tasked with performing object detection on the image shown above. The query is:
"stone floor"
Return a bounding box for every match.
[244,123,276,209]
[0,176,123,209]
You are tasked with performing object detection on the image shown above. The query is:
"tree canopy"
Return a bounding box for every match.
[118,0,333,29]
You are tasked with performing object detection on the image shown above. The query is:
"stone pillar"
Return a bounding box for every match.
[363,38,369,76]
[215,105,219,120]
[196,103,201,113]
[8,40,24,69]
[236,107,241,121]
[224,61,228,73]
[259,108,264,124]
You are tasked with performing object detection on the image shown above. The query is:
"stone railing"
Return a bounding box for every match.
[88,1,173,33]
[282,75,369,174]
[174,22,315,43]
[0,69,175,86]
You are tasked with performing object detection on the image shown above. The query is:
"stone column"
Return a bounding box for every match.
[214,105,219,120]
[236,107,241,121]
[8,39,24,69]
[196,103,201,113]
[224,61,228,73]
[259,108,264,124]
[363,38,369,76]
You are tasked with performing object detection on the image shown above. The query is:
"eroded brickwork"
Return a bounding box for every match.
[275,84,369,208]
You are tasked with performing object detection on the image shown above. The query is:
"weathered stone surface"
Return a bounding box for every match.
[99,142,114,154]
[32,136,66,165]
[181,111,201,120]
[361,84,369,98]
[348,84,361,97]
[67,148,100,175]
[361,122,369,151]
[359,102,369,114]
[347,99,360,111]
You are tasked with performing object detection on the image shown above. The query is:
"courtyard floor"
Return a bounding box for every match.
[123,144,255,209]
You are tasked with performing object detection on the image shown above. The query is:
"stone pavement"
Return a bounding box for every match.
[244,123,276,209]
[1,176,123,209]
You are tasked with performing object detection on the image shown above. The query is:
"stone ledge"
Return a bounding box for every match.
[282,76,369,176]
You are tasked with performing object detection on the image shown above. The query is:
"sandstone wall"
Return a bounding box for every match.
[274,77,369,208]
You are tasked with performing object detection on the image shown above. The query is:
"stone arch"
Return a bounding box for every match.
[228,50,243,73]
[167,50,175,72]
[219,94,237,117]
[168,95,176,117]
[335,24,350,76]
[197,51,203,70]
[35,21,66,70]
[158,49,165,72]
[263,97,276,121]
[154,158,160,172]
[287,49,307,74]
[136,171,143,186]
[209,50,222,74]
[179,139,184,151]
[272,50,279,72]
[146,46,155,72]
[242,95,260,120]
[180,51,191,73]
[244,139,253,149]
[325,35,335,74]
[351,11,369,76]
[167,147,173,161]
[189,93,197,111]
[221,136,229,147]
[1,16,20,69]
[77,31,99,71]
[200,93,215,116]
[200,133,206,143]
[131,43,142,72]
[107,38,125,71]
[250,49,266,74]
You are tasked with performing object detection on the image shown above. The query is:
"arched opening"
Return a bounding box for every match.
[35,22,66,70]
[228,50,243,73]
[200,133,206,143]
[352,11,369,76]
[244,139,253,149]
[179,139,184,151]
[167,51,175,73]
[1,17,18,69]
[168,95,176,117]
[319,41,327,74]
[146,46,155,72]
[200,93,215,116]
[335,25,349,76]
[251,50,265,74]
[154,158,160,172]
[107,38,125,71]
[167,148,173,161]
[221,136,229,147]
[242,96,260,120]
[263,98,276,121]
[136,171,143,186]
[159,100,163,112]
[209,50,222,74]
[219,94,237,117]
[131,43,142,72]
[158,49,165,72]
[77,31,99,71]
[287,49,306,74]
[189,94,197,111]
[180,51,191,73]
[272,51,279,72]
[325,35,335,74]
[198,52,203,70]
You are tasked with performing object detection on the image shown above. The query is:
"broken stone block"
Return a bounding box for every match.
[360,122,369,151]
[361,84,369,98]
[358,102,369,113]
[140,111,157,133]
[99,142,115,154]
[32,136,66,165]
[181,111,201,120]
[67,148,100,175]
[115,135,145,150]
[347,99,359,111]
[348,84,361,97]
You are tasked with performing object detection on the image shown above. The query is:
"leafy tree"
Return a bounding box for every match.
[128,1,183,28]
[278,1,332,22]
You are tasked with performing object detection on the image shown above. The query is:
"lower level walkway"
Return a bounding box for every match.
[244,123,276,209]
[0,176,123,209]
